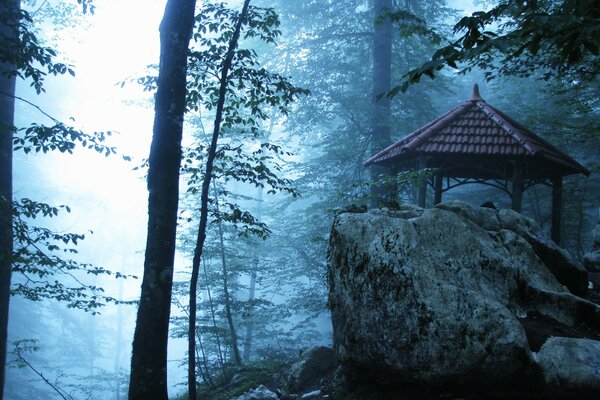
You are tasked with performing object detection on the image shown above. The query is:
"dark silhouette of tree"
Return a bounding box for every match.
[0,2,18,396]
[128,1,197,399]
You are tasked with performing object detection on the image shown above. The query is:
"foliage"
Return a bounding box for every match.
[390,0,600,94]
[164,2,310,392]
[2,0,132,309]
[8,337,127,400]
[11,198,137,313]
[0,4,75,94]
[9,339,77,400]
[183,141,299,238]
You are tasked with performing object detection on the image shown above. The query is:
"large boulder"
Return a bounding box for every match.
[328,201,600,395]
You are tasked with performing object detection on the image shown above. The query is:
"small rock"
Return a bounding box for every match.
[234,384,277,400]
[535,337,600,394]
[301,389,321,399]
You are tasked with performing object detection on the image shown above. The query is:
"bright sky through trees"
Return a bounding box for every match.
[10,0,191,395]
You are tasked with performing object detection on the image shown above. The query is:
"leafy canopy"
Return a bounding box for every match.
[389,0,600,95]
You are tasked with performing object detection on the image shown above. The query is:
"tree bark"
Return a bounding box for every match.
[369,0,393,207]
[129,1,197,399]
[188,1,251,398]
[0,1,18,398]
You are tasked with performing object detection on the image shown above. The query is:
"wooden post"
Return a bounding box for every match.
[434,173,443,205]
[551,176,562,245]
[388,167,398,206]
[417,158,427,208]
[511,160,524,212]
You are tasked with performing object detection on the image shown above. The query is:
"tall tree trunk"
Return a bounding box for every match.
[187,1,251,398]
[369,0,394,206]
[129,1,197,399]
[0,2,18,398]
[214,194,242,366]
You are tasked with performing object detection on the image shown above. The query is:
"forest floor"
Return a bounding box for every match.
[182,286,600,400]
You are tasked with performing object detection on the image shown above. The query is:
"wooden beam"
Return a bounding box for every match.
[551,176,562,245]
[434,173,443,205]
[511,160,524,212]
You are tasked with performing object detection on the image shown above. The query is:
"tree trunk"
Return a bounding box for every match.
[242,187,262,362]
[0,1,18,398]
[369,0,393,206]
[202,258,225,373]
[188,1,251,398]
[242,267,256,362]
[215,200,242,366]
[129,1,197,399]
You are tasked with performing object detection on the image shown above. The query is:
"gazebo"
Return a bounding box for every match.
[364,84,590,244]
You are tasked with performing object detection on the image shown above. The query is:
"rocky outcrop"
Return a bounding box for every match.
[328,201,600,397]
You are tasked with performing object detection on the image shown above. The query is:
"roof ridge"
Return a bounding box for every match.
[486,105,590,174]
[476,102,538,155]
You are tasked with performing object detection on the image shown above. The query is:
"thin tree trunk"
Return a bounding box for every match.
[202,258,225,373]
[214,190,242,366]
[242,268,256,361]
[113,256,126,400]
[129,1,197,399]
[242,187,262,362]
[188,1,251,398]
[369,0,393,206]
[0,2,18,397]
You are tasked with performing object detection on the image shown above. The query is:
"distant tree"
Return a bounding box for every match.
[128,0,197,399]
[260,0,454,330]
[370,0,394,205]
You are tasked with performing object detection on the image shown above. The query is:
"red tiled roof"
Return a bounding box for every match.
[364,85,589,176]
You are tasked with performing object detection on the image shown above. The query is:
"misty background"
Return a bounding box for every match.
[5,0,599,399]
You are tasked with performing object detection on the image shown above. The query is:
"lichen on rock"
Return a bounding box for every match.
[328,200,600,397]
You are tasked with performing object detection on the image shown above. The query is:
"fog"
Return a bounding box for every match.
[4,0,599,399]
